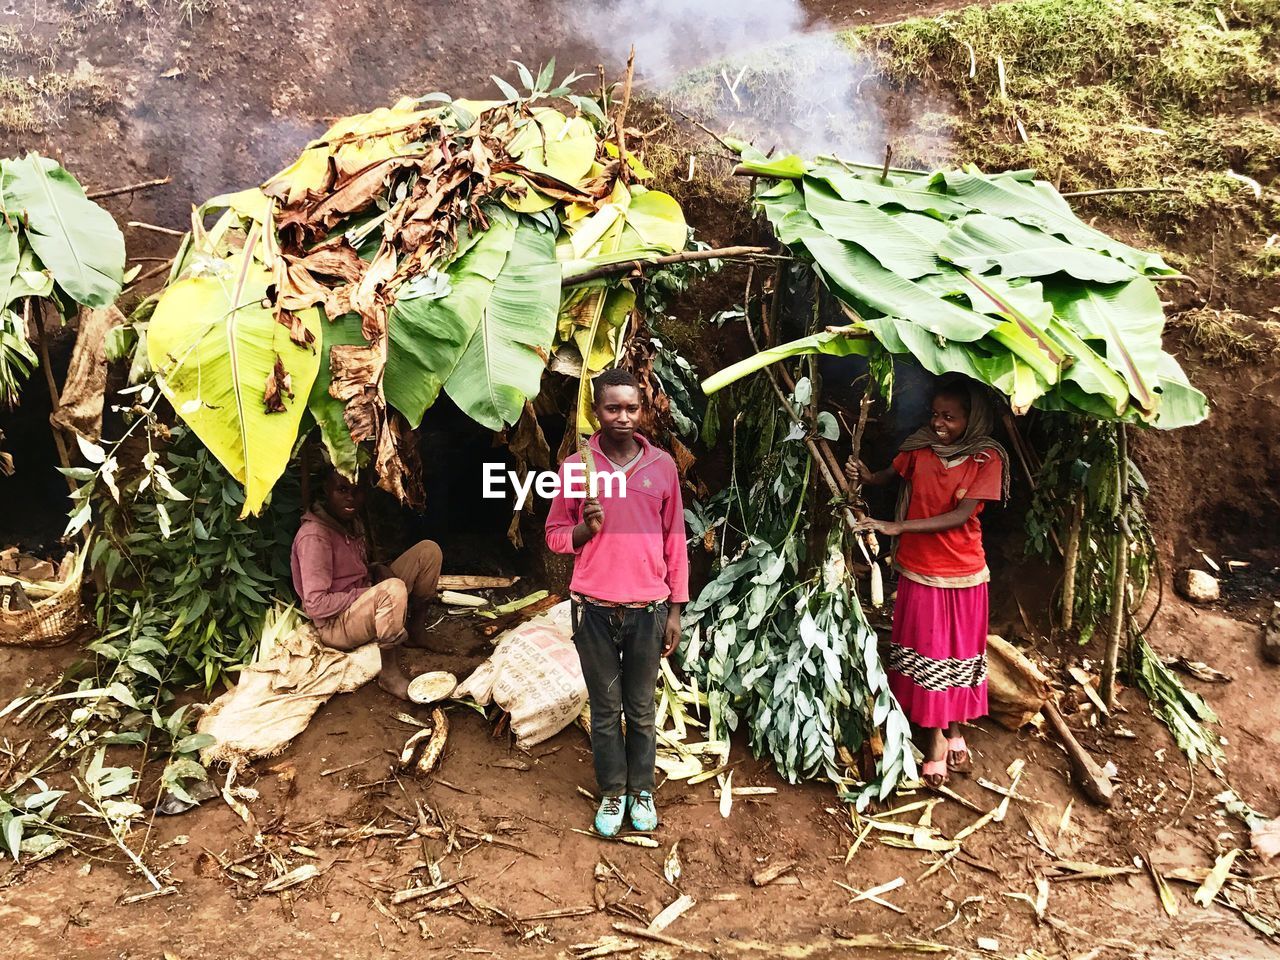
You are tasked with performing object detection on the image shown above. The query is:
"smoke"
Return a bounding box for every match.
[578,0,891,162]
[578,0,810,82]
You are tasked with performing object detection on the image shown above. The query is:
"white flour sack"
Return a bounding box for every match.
[455,600,587,748]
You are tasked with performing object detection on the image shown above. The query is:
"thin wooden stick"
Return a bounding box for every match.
[562,246,770,286]
[30,301,76,494]
[848,392,872,496]
[126,221,184,237]
[879,145,893,183]
[671,107,737,153]
[744,271,873,563]
[1099,426,1130,711]
[612,922,707,953]
[86,176,171,201]
[124,260,174,291]
[1061,493,1083,633]
[614,47,636,179]
[1061,186,1183,198]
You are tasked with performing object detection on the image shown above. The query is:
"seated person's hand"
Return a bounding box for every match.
[369,562,394,583]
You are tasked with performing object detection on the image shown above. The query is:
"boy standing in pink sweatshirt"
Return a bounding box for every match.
[545,369,689,837]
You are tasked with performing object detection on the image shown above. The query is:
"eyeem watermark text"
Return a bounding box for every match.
[482,462,627,510]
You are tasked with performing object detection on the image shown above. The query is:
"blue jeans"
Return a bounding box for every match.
[572,600,665,795]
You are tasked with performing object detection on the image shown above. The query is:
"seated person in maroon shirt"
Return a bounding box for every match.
[290,468,441,699]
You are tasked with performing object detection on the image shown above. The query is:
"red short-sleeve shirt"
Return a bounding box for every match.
[891,447,1003,579]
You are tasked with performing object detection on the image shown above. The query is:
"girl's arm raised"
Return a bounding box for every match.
[856,498,980,537]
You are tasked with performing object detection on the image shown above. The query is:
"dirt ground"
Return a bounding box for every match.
[2,0,1280,958]
[3,586,1280,960]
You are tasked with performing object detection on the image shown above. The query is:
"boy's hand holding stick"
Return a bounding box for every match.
[583,497,604,536]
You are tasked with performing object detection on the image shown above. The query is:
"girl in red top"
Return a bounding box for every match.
[846,377,1010,787]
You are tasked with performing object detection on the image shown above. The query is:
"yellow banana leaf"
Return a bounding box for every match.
[148,229,322,516]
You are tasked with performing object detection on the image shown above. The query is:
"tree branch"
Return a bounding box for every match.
[561,245,771,287]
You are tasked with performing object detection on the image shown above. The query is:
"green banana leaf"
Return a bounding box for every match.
[0,226,21,305]
[940,170,1174,277]
[498,108,598,213]
[1045,318,1131,416]
[308,310,368,477]
[1150,352,1208,429]
[558,185,687,279]
[802,179,946,279]
[938,214,1136,284]
[701,329,872,395]
[802,228,1001,342]
[736,146,807,180]
[385,215,517,427]
[624,188,687,253]
[0,242,54,305]
[149,231,321,516]
[443,214,561,430]
[742,146,1203,429]
[805,164,969,219]
[1043,277,1164,414]
[0,153,125,308]
[961,270,1066,380]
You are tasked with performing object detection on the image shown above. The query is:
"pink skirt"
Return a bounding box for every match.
[887,577,989,728]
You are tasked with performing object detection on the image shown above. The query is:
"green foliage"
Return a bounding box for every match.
[640,236,723,320]
[681,374,916,802]
[1132,636,1225,766]
[3,409,296,864]
[650,334,704,443]
[153,73,689,505]
[0,777,68,864]
[1,153,125,308]
[1025,414,1221,765]
[0,153,125,405]
[1025,416,1153,643]
[712,151,1204,428]
[89,426,298,690]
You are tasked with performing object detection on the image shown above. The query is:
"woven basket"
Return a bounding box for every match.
[0,549,86,648]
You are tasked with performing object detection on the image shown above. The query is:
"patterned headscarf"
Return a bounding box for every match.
[893,378,1012,528]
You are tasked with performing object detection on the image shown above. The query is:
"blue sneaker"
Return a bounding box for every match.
[594,795,626,837]
[628,791,658,832]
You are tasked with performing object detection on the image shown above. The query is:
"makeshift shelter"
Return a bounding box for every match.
[138,78,699,517]
[682,143,1212,806]
[12,74,1216,820]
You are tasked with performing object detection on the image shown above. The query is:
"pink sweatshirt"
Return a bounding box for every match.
[290,508,371,622]
[544,432,690,604]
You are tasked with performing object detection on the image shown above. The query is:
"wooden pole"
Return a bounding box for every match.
[1061,492,1083,633]
[86,176,171,201]
[743,269,875,565]
[614,47,635,183]
[30,301,77,494]
[1099,426,1130,710]
[561,245,770,287]
[1060,186,1182,198]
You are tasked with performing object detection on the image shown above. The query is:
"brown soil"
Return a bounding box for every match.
[2,1,1280,958]
[3,597,1280,960]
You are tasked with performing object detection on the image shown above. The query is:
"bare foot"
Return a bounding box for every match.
[404,606,449,651]
[377,670,412,700]
[377,651,412,700]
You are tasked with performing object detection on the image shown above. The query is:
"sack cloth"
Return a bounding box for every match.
[455,600,586,749]
[198,620,380,766]
[986,634,1053,730]
[50,305,124,442]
